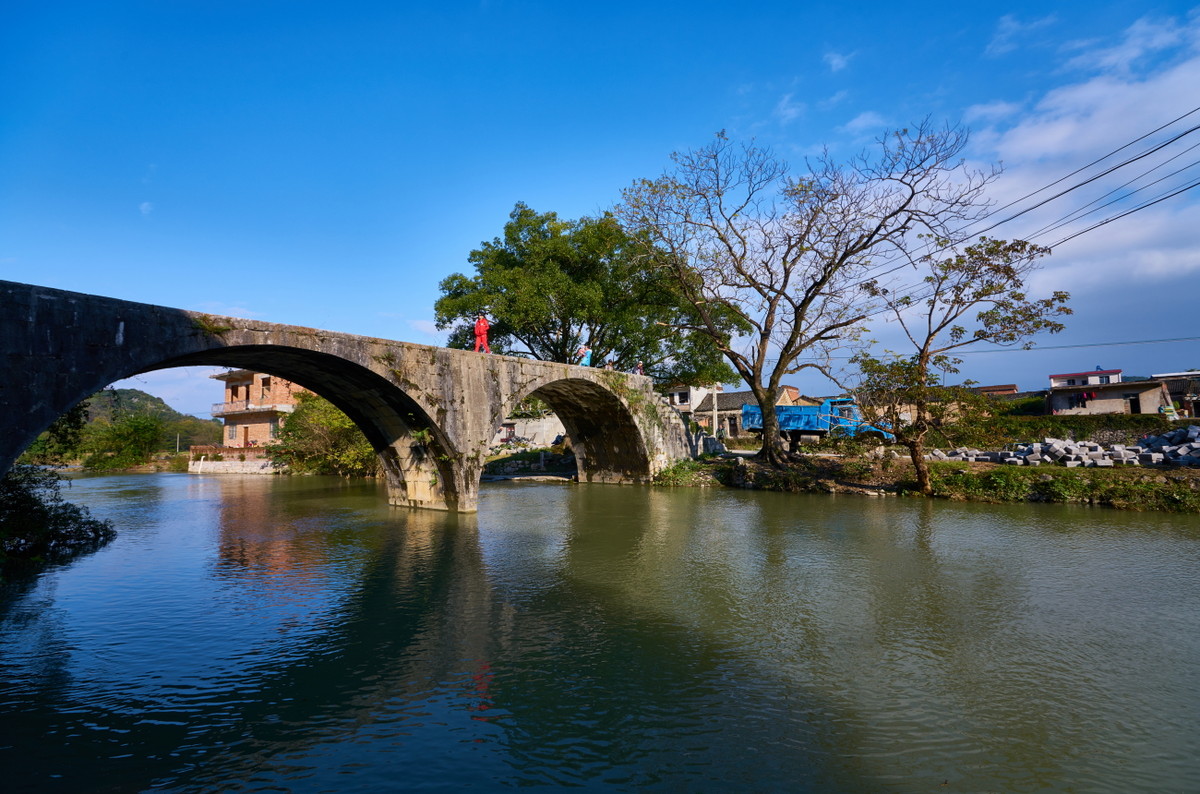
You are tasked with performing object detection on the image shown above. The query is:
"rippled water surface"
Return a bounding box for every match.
[2,473,1199,791]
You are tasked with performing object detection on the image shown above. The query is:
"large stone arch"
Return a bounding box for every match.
[148,345,462,511]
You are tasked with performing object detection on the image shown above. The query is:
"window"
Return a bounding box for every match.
[269,419,279,439]
[1098,375,1110,384]
[677,391,689,404]
[1066,379,1076,386]
[227,424,236,440]
[260,377,271,399]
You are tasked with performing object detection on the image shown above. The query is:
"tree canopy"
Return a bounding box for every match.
[852,237,1071,493]
[619,123,997,465]
[435,202,738,385]
[266,393,379,478]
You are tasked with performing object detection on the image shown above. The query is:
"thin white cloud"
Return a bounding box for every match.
[961,11,1200,356]
[139,202,154,215]
[823,51,853,72]
[1062,16,1188,74]
[110,366,227,417]
[408,319,441,336]
[986,13,1057,57]
[964,100,1023,123]
[818,90,848,110]
[841,111,887,135]
[774,93,806,124]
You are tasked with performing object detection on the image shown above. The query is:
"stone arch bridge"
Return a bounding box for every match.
[1,280,697,512]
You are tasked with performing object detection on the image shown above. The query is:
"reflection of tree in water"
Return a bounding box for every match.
[4,479,875,791]
[471,485,867,790]
[855,499,1090,789]
[142,484,869,791]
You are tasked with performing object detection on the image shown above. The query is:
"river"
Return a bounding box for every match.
[1,473,1198,791]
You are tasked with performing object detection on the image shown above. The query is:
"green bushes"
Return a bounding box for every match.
[927,462,1200,513]
[1,466,115,576]
[945,413,1176,449]
[267,394,378,477]
[652,458,713,486]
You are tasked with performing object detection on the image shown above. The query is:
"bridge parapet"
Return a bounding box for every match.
[1,280,695,512]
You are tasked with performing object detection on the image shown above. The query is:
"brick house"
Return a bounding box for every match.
[1045,368,1170,416]
[211,370,309,447]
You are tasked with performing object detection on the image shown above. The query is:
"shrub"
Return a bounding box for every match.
[653,458,711,486]
[0,466,115,575]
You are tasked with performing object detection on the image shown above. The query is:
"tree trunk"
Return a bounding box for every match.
[758,405,789,468]
[906,439,932,495]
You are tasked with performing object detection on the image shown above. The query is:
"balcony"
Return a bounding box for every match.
[211,400,297,417]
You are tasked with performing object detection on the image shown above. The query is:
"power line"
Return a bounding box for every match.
[766,335,1200,363]
[1048,176,1200,247]
[1023,144,1200,241]
[855,105,1200,285]
[968,123,1200,239]
[957,103,1200,237]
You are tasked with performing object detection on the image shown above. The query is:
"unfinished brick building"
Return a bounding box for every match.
[211,369,309,447]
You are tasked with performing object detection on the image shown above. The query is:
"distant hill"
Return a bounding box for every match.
[83,388,223,448]
[85,388,198,423]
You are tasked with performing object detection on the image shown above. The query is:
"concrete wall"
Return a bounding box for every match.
[188,458,278,475]
[1047,383,1170,416]
[1,279,695,512]
[491,414,567,447]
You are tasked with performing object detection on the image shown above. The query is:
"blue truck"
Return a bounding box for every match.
[741,397,894,441]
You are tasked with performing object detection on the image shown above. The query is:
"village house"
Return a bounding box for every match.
[1150,371,1200,418]
[659,383,723,425]
[1045,367,1170,416]
[210,369,309,447]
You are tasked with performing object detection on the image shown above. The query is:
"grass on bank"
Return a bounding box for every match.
[700,453,1200,513]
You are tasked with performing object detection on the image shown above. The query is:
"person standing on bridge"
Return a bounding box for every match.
[474,313,491,354]
[577,344,592,367]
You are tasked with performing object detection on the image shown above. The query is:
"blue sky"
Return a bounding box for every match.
[4,1,1200,415]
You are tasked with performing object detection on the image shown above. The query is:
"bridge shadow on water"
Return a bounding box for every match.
[0,475,873,792]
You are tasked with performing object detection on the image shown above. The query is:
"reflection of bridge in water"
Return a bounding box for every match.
[1,280,695,512]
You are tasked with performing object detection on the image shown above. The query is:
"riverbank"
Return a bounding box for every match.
[654,455,1200,513]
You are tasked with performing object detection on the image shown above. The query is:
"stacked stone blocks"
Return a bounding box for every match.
[926,425,1200,468]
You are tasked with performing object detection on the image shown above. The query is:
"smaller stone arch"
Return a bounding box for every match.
[504,375,655,485]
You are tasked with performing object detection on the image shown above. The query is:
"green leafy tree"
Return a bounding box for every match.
[851,237,1071,494]
[19,400,91,465]
[619,124,996,467]
[435,202,739,385]
[267,393,379,477]
[82,414,166,470]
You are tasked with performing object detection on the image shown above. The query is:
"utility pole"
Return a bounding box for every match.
[711,384,719,441]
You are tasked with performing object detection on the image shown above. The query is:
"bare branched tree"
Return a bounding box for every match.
[619,122,997,466]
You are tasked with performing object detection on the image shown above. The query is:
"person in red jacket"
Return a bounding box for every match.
[473,313,491,354]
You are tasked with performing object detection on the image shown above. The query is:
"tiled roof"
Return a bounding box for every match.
[693,389,820,412]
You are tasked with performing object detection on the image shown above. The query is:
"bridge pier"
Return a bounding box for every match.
[379,442,482,512]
